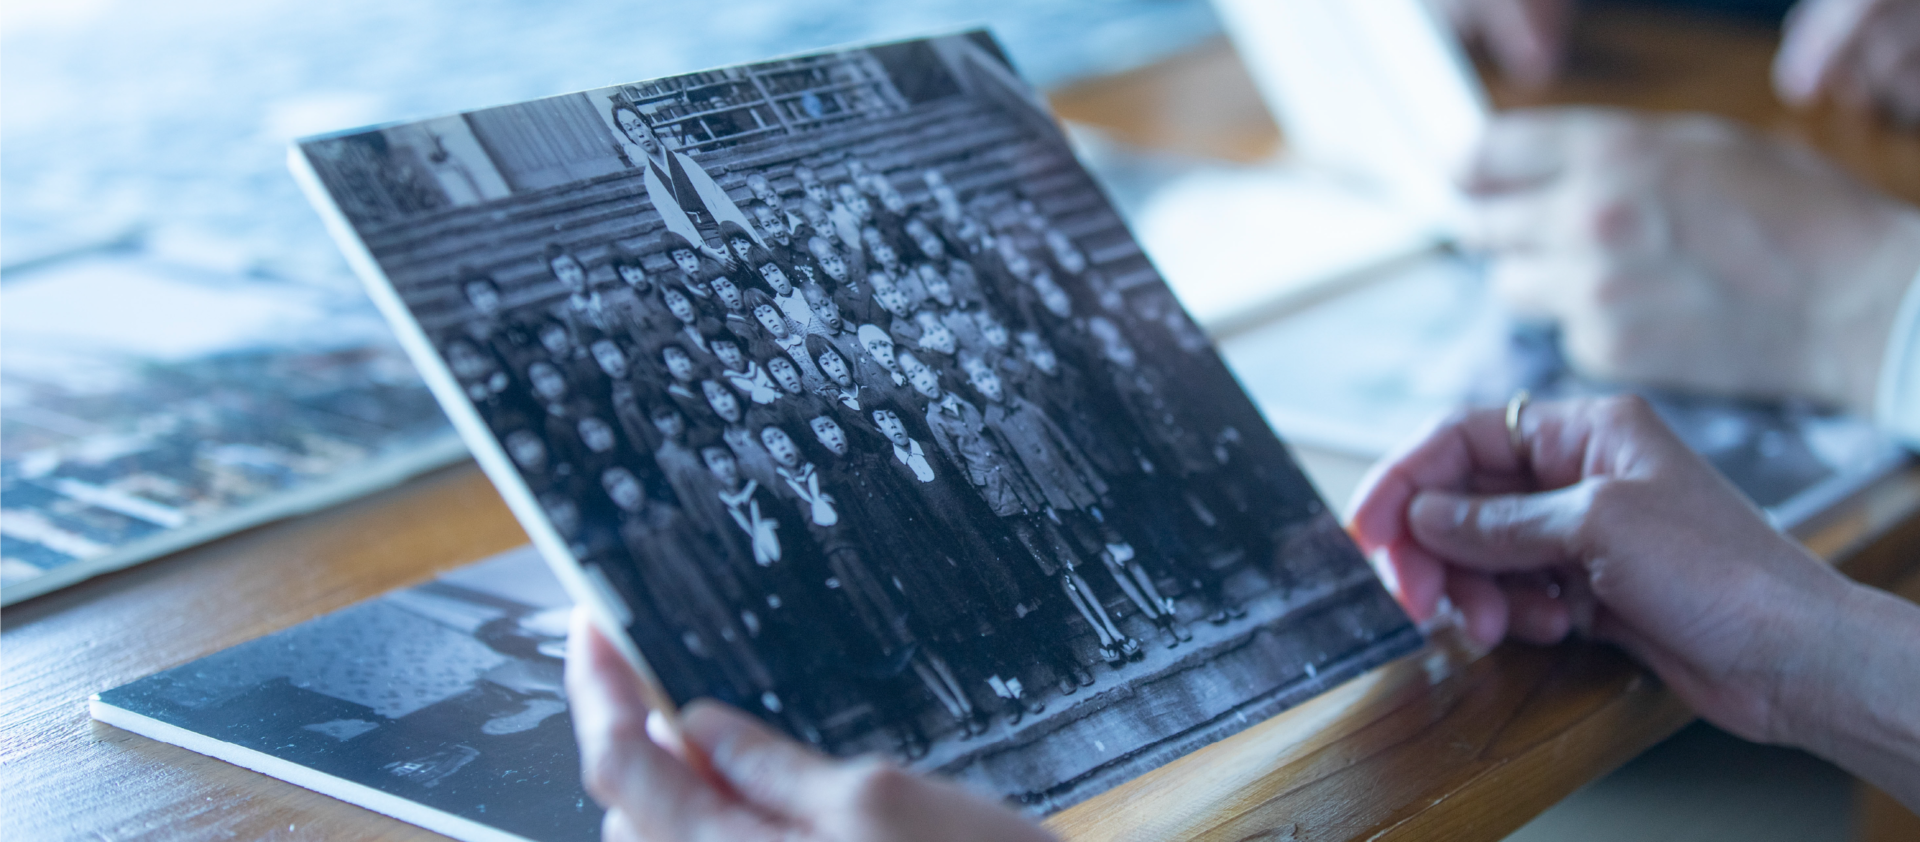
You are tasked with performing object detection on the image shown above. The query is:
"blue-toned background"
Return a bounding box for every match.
[2,0,1220,278]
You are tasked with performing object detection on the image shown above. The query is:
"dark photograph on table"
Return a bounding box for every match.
[296,31,1419,812]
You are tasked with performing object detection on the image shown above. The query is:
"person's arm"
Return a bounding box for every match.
[1460,107,1920,414]
[1775,0,1920,124]
[565,611,1054,842]
[1794,582,1920,803]
[1348,395,1920,810]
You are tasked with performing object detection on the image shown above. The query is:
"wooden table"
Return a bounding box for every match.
[7,4,1920,840]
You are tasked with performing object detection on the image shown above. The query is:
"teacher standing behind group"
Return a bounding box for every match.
[610,102,761,264]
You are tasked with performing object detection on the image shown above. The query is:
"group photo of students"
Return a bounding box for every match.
[431,117,1335,762]
[302,36,1418,808]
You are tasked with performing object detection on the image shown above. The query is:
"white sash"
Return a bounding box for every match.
[779,464,838,527]
[720,481,781,565]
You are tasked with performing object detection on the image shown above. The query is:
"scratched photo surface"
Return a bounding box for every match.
[298,32,1419,812]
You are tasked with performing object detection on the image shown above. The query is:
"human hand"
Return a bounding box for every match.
[1347,395,1863,744]
[1776,0,1920,124]
[1461,107,1920,413]
[1428,0,1577,88]
[565,611,1055,842]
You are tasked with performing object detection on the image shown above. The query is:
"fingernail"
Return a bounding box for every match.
[1410,493,1470,533]
[1368,547,1402,597]
[646,710,680,751]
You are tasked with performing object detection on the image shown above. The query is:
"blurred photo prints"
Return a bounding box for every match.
[294,32,1419,812]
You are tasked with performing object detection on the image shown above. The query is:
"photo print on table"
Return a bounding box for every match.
[292,31,1420,813]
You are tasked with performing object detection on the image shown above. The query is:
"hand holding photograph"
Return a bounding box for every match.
[290,31,1420,814]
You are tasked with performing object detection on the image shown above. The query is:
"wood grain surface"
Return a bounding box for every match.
[10,4,1920,841]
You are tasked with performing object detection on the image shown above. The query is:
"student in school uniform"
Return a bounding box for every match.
[901,349,1141,668]
[749,201,820,284]
[844,157,884,197]
[656,342,715,428]
[849,324,920,414]
[688,439,833,747]
[957,350,1185,649]
[829,182,874,263]
[658,231,728,299]
[603,246,680,345]
[747,252,828,338]
[699,378,786,501]
[542,243,612,339]
[764,419,987,739]
[791,165,835,222]
[531,316,605,405]
[868,176,914,248]
[764,354,837,438]
[587,336,657,457]
[657,283,722,363]
[708,330,782,408]
[444,334,527,433]
[902,215,955,266]
[746,172,807,235]
[460,270,541,386]
[647,404,719,528]
[706,273,760,342]
[862,227,914,302]
[600,465,771,718]
[742,289,829,391]
[525,360,592,489]
[805,334,866,419]
[798,199,865,281]
[867,403,1092,711]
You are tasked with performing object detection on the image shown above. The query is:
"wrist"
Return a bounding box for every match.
[1771,581,1920,762]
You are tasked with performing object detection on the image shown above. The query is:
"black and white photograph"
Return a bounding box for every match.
[294,32,1420,812]
[0,253,462,605]
[91,547,599,842]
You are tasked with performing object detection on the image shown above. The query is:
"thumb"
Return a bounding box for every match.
[1407,484,1591,571]
[677,700,846,819]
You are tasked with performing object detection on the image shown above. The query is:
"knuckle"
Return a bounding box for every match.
[1577,477,1640,545]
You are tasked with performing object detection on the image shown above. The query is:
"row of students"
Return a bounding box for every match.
[439,154,1293,756]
